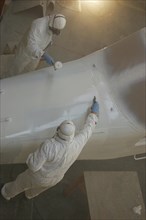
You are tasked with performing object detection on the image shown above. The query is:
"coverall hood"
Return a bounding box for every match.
[57,120,75,141]
[49,14,66,30]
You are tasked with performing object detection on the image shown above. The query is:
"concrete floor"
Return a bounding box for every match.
[0,156,146,220]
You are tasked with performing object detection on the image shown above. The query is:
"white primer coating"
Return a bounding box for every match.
[0,28,145,164]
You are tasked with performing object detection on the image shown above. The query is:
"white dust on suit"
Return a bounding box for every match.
[4,113,98,198]
[10,16,53,75]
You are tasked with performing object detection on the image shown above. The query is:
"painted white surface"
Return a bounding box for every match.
[0,28,145,164]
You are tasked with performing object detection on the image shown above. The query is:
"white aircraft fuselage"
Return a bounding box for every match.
[0,28,145,164]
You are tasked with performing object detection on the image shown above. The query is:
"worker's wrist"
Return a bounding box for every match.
[91,112,99,117]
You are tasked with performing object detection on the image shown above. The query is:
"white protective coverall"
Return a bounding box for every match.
[3,113,98,199]
[10,14,65,75]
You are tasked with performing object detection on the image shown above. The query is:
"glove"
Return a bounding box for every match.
[91,96,99,114]
[42,53,55,65]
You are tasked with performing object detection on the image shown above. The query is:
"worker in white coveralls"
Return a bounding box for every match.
[10,14,66,75]
[1,97,99,200]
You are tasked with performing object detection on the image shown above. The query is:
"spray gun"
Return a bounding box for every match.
[91,96,96,111]
[42,53,63,70]
[93,96,96,103]
[53,61,63,71]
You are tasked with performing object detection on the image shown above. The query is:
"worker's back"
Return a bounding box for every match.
[17,16,52,59]
[28,113,98,179]
[34,136,83,178]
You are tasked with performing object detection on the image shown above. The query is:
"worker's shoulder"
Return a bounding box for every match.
[41,138,52,147]
[45,138,61,147]
[32,16,49,25]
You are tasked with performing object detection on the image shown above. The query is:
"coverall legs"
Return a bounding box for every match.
[9,54,40,76]
[4,169,50,199]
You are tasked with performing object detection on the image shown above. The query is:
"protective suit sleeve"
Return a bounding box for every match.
[27,21,45,59]
[74,113,98,151]
[26,140,54,172]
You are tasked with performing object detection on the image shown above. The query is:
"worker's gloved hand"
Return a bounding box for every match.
[42,53,55,65]
[91,96,99,115]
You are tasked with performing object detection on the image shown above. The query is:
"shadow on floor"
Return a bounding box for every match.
[0,156,145,220]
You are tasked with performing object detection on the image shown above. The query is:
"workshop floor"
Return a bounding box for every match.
[0,156,145,220]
